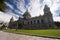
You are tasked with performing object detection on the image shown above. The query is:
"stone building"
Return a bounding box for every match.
[8,5,55,29]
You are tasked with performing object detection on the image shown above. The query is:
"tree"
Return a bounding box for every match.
[0,0,6,12]
[0,24,6,30]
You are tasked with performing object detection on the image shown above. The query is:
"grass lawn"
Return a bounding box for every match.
[5,29,60,37]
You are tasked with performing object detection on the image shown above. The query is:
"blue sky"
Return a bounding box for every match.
[0,0,60,22]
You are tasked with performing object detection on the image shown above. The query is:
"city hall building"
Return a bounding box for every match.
[8,5,56,29]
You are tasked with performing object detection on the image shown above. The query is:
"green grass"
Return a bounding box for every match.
[5,29,60,37]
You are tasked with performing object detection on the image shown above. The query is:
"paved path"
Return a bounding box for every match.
[0,31,60,40]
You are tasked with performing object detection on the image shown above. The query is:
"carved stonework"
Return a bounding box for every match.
[8,5,56,29]
[23,10,31,19]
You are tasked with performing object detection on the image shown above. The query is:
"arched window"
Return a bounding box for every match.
[28,22,29,24]
[37,20,39,24]
[41,20,44,24]
[34,20,36,24]
[31,21,32,24]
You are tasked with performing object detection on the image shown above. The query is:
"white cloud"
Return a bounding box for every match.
[5,10,19,20]
[50,0,60,16]
[0,11,12,23]
[0,0,25,23]
[28,0,43,17]
[53,16,60,22]
[16,0,26,13]
[43,0,52,7]
[5,2,14,9]
[26,0,60,22]
[0,0,60,22]
[0,11,18,23]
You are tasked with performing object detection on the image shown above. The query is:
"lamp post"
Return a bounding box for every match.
[16,22,18,31]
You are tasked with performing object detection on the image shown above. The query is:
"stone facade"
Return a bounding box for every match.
[8,5,55,29]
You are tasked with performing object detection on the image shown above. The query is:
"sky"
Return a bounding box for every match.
[0,0,60,23]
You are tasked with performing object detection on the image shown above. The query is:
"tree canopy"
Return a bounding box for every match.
[0,0,6,12]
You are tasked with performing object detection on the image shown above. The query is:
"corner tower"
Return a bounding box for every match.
[8,17,14,28]
[44,5,52,16]
[44,5,53,23]
[10,17,14,22]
